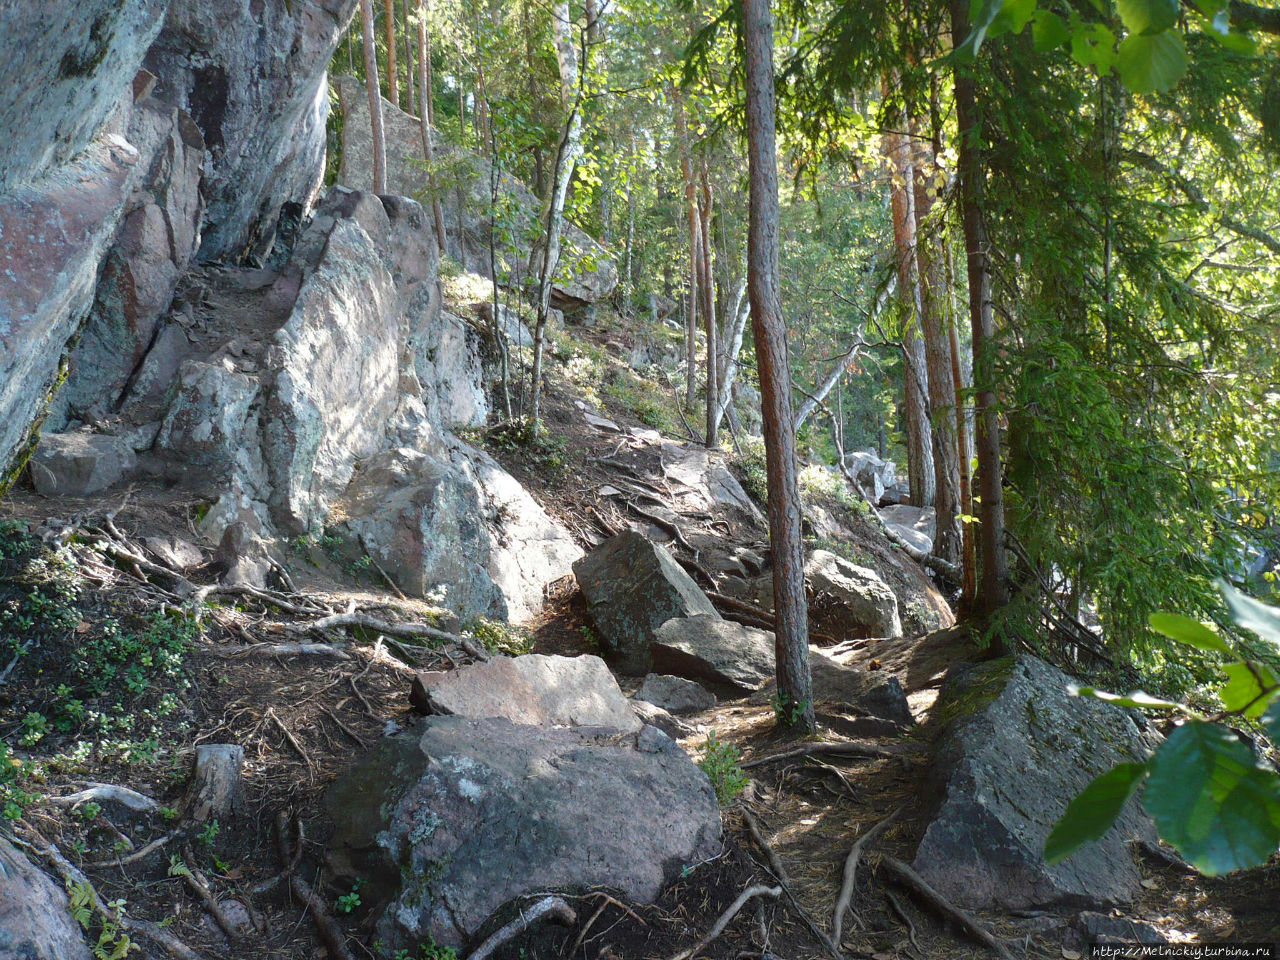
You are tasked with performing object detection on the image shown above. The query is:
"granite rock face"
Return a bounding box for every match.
[144,0,359,260]
[651,615,776,693]
[913,655,1160,911]
[806,549,903,639]
[329,716,722,951]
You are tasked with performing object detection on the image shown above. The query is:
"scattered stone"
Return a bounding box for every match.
[878,504,935,555]
[843,450,897,503]
[143,536,203,571]
[632,699,696,740]
[328,715,722,951]
[583,411,620,431]
[913,655,1160,911]
[651,615,775,693]
[214,522,275,590]
[409,654,640,732]
[573,531,720,673]
[0,836,91,960]
[806,549,903,639]
[636,674,716,714]
[1075,911,1165,946]
[854,677,913,726]
[28,430,137,497]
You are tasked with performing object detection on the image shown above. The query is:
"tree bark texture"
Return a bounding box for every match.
[361,0,387,193]
[950,0,1010,624]
[884,128,934,507]
[417,0,447,254]
[384,0,399,108]
[742,0,813,733]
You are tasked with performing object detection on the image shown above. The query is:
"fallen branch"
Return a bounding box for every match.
[178,844,243,947]
[884,888,920,953]
[289,612,490,661]
[468,896,577,960]
[267,708,312,769]
[48,783,159,815]
[832,805,904,944]
[208,642,352,660]
[877,855,1013,960]
[86,831,177,866]
[741,741,895,769]
[666,885,782,960]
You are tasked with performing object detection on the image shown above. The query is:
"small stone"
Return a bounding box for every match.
[636,674,716,714]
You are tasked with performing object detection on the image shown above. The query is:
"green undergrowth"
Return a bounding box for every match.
[0,519,201,821]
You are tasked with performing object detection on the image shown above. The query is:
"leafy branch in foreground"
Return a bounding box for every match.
[1045,581,1280,875]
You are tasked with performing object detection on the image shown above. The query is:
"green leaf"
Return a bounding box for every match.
[1045,762,1149,864]
[1070,684,1183,710]
[1117,0,1179,35]
[1144,720,1280,875]
[1220,661,1279,718]
[1149,612,1232,655]
[1032,10,1072,51]
[989,0,1037,37]
[1116,30,1187,93]
[1070,22,1118,73]
[954,0,1007,60]
[1220,581,1280,645]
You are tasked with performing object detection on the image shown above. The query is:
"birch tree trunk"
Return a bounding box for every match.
[360,0,387,193]
[529,0,593,433]
[699,162,719,448]
[742,0,813,733]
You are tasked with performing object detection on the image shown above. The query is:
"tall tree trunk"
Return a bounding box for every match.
[674,88,701,414]
[713,276,749,434]
[530,0,593,434]
[384,0,399,108]
[885,127,934,507]
[912,124,961,568]
[700,161,719,448]
[361,0,387,193]
[416,0,447,255]
[742,0,813,733]
[944,232,977,605]
[950,0,1010,628]
[402,0,415,115]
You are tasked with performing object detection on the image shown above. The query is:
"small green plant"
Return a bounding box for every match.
[466,617,534,656]
[196,819,220,849]
[0,740,36,819]
[336,878,363,914]
[579,624,600,652]
[770,693,811,727]
[1046,581,1280,875]
[18,710,48,746]
[68,881,137,960]
[697,734,750,806]
[418,938,459,960]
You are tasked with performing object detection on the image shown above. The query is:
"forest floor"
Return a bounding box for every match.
[0,306,1276,960]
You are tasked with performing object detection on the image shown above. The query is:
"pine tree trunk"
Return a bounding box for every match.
[361,0,387,193]
[885,128,934,507]
[674,89,700,415]
[384,0,399,108]
[742,0,813,734]
[402,0,414,115]
[950,0,1010,627]
[912,126,962,567]
[417,0,447,255]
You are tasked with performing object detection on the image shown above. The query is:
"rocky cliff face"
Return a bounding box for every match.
[0,0,602,623]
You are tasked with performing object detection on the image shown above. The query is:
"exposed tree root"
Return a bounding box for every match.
[832,805,903,944]
[468,895,577,960]
[289,611,491,661]
[877,855,1014,960]
[48,783,159,815]
[741,741,896,769]
[666,884,782,960]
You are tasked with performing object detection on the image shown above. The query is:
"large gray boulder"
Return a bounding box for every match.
[573,532,720,673]
[805,549,903,639]
[328,716,722,952]
[28,429,137,497]
[410,654,640,732]
[636,674,716,714]
[652,615,775,693]
[0,836,91,960]
[913,655,1160,911]
[336,75,617,308]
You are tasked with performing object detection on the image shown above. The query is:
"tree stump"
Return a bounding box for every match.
[183,744,247,823]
